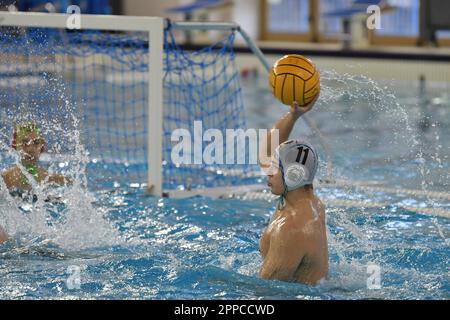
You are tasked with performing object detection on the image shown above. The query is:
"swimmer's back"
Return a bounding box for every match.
[259,196,328,285]
[293,197,328,284]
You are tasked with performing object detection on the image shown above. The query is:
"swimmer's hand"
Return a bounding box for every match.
[289,90,320,120]
[47,174,73,186]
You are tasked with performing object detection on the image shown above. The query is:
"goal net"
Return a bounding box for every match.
[0,13,255,195]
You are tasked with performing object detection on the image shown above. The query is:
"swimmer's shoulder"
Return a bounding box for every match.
[2,166,17,176]
[276,208,306,234]
[290,197,326,227]
[1,166,20,186]
[305,195,326,216]
[294,196,325,212]
[315,196,326,215]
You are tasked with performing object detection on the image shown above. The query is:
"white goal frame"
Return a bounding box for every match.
[0,11,164,196]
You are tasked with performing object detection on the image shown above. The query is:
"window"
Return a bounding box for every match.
[267,0,310,33]
[260,0,450,45]
[437,31,450,40]
[376,0,419,36]
[319,0,354,35]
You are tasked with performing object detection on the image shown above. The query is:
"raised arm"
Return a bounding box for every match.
[46,174,72,186]
[38,168,72,186]
[259,94,319,169]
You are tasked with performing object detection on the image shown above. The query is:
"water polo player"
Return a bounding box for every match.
[258,96,329,285]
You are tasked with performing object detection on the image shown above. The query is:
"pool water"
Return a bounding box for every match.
[0,187,448,299]
[0,70,449,300]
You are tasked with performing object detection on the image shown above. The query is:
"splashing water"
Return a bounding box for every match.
[325,70,448,235]
[0,116,120,251]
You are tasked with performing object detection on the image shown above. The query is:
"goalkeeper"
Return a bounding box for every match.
[0,123,71,243]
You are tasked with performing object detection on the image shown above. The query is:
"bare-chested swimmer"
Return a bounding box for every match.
[259,94,328,285]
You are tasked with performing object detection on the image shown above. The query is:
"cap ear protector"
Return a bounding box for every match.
[283,163,309,190]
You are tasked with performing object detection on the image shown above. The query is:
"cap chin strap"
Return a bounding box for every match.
[277,159,288,210]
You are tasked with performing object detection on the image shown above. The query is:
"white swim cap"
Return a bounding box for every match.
[272,139,319,193]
